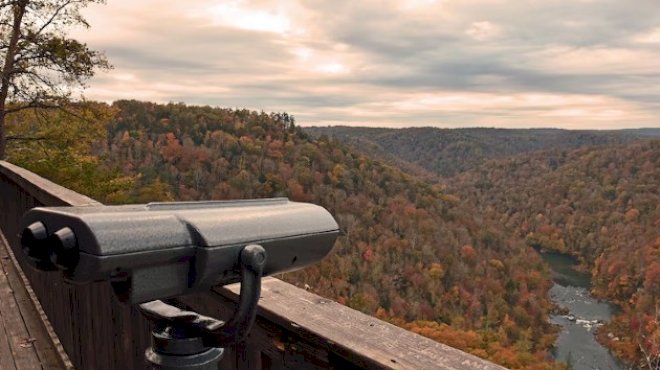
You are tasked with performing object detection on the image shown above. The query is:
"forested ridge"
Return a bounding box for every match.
[305,126,658,178]
[7,101,569,369]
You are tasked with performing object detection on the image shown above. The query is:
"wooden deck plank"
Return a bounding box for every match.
[0,299,18,370]
[0,249,44,369]
[0,247,64,369]
[0,233,65,370]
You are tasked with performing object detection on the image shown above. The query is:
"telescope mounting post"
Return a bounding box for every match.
[138,244,266,369]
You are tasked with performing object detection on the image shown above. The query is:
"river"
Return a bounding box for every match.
[538,250,623,370]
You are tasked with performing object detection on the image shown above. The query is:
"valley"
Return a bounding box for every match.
[6,102,658,369]
[305,125,659,369]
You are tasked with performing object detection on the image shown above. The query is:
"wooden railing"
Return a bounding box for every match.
[0,160,505,370]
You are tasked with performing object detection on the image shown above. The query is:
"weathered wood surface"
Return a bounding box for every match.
[0,232,65,369]
[179,278,506,370]
[0,160,507,370]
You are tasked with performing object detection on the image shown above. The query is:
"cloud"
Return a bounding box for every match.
[465,21,501,41]
[632,27,660,44]
[200,2,292,34]
[72,0,660,129]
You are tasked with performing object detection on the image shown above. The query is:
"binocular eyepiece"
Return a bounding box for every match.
[20,198,339,303]
[21,222,78,271]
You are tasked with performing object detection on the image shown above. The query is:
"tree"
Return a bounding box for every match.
[0,0,110,158]
[6,103,134,203]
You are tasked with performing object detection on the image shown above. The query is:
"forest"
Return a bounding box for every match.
[305,126,657,178]
[448,142,659,367]
[312,125,659,369]
[5,101,658,369]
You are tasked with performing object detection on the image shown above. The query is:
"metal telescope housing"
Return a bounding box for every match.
[19,198,339,303]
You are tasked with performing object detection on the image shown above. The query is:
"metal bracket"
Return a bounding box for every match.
[138,244,266,364]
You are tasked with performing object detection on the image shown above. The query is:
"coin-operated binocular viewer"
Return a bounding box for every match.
[19,198,339,369]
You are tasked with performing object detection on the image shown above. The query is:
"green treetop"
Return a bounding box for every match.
[0,0,110,158]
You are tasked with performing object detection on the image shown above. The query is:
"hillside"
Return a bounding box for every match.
[305,126,656,178]
[7,101,565,370]
[447,142,660,367]
[306,124,660,367]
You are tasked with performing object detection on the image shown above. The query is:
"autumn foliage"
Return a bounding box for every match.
[448,141,659,368]
[10,101,656,369]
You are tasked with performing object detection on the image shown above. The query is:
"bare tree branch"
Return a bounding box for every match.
[34,0,76,36]
[6,134,46,140]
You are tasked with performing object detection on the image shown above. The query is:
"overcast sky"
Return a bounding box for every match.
[72,0,660,129]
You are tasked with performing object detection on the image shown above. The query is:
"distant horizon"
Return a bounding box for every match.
[300,124,660,131]
[74,1,660,130]
[93,98,660,131]
[91,98,659,132]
